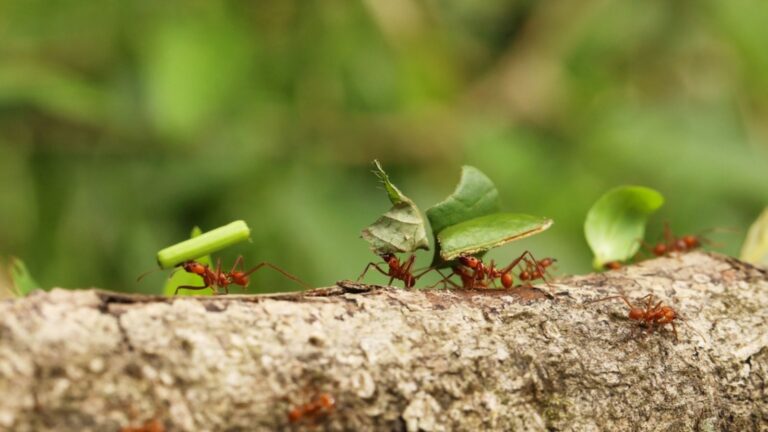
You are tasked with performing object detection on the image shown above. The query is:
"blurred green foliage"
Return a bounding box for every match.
[0,0,766,294]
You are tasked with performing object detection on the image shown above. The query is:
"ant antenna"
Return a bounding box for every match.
[136,267,163,283]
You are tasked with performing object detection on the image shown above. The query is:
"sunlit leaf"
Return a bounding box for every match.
[437,213,553,260]
[585,186,664,270]
[427,166,500,265]
[361,160,429,254]
[740,207,768,267]
[163,226,213,296]
[426,166,500,234]
[9,257,40,297]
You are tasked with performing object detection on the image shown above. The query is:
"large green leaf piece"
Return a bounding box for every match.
[740,207,768,267]
[361,160,430,255]
[437,213,554,260]
[163,226,213,296]
[584,186,665,270]
[426,166,500,235]
[9,258,40,297]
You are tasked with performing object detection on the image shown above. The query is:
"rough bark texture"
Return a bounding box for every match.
[0,252,767,431]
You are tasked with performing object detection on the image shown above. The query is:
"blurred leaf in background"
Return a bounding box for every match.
[0,0,765,292]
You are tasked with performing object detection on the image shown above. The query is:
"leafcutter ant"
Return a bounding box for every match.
[432,251,553,289]
[288,392,336,425]
[139,255,310,295]
[587,293,682,340]
[119,419,164,432]
[642,223,725,257]
[357,253,436,288]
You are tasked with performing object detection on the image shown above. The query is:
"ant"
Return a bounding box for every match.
[643,223,721,257]
[120,419,164,432]
[518,256,557,285]
[587,293,680,340]
[433,251,554,289]
[603,261,623,271]
[141,255,310,295]
[357,253,435,288]
[288,393,335,424]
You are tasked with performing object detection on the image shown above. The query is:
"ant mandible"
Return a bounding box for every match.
[587,293,680,340]
[288,393,336,424]
[174,255,310,295]
[357,253,435,288]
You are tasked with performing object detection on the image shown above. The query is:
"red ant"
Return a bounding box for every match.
[518,256,557,285]
[603,261,623,270]
[357,253,436,288]
[643,223,722,257]
[140,255,310,295]
[120,419,164,432]
[288,393,335,424]
[587,293,681,340]
[433,251,554,289]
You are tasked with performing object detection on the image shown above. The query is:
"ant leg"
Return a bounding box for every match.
[357,262,390,281]
[174,285,213,296]
[243,262,312,289]
[586,295,636,310]
[429,269,459,289]
[500,251,535,275]
[230,255,244,274]
[670,322,678,341]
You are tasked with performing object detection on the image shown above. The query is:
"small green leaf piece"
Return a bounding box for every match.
[740,207,768,267]
[584,186,664,270]
[361,160,429,254]
[157,220,250,269]
[163,226,213,296]
[426,166,500,235]
[437,213,553,260]
[9,257,40,297]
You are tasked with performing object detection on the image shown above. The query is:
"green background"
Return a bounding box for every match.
[1,1,766,293]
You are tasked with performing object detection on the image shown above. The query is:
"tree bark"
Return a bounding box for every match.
[0,252,766,431]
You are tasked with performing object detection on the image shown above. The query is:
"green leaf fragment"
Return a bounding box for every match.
[157,220,250,269]
[740,207,768,267]
[9,257,40,297]
[437,213,554,260]
[163,226,213,296]
[361,160,429,254]
[584,185,664,270]
[426,166,500,235]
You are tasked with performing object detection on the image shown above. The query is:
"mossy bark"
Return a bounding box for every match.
[0,252,766,431]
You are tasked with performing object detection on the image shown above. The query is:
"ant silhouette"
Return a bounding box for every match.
[140,255,309,295]
[433,251,554,289]
[357,253,436,288]
[587,293,685,341]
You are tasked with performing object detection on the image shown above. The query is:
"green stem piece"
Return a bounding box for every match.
[156,220,251,269]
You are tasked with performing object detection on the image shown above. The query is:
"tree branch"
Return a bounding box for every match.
[0,252,766,431]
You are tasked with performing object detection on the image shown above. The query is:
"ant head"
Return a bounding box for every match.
[539,257,556,268]
[653,243,668,256]
[519,270,531,281]
[628,308,645,320]
[682,235,700,249]
[459,255,480,269]
[318,393,336,409]
[380,253,397,263]
[182,261,207,275]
